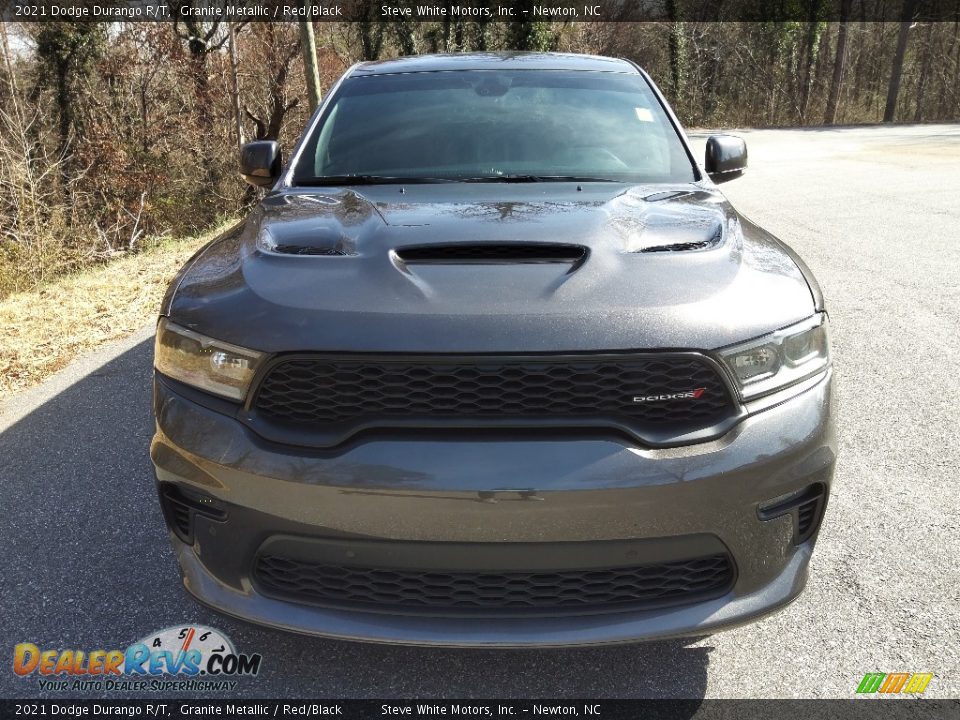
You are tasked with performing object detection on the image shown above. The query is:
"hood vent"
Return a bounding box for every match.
[272,244,353,256]
[396,243,586,264]
[639,239,715,253]
[631,220,724,254]
[259,225,357,256]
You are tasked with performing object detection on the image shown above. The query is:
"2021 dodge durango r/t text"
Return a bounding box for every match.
[151,53,836,646]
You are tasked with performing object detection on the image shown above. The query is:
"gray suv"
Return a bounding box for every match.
[152,52,836,646]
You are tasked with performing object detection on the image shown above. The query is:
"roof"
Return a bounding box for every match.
[351,52,638,76]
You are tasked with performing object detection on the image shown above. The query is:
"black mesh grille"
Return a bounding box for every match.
[797,501,817,535]
[169,501,192,541]
[796,491,826,543]
[252,355,735,438]
[253,553,735,615]
[396,244,585,263]
[159,485,195,543]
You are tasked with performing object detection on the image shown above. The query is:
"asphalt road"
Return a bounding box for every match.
[2,125,959,700]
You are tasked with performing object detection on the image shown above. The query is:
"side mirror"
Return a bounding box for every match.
[240,140,281,188]
[705,135,747,184]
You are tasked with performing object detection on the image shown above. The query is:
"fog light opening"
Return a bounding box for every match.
[158,483,226,544]
[758,483,827,545]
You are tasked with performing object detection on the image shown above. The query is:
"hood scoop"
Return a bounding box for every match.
[259,225,358,256]
[395,243,586,264]
[637,235,720,253]
[623,216,725,254]
[271,244,353,256]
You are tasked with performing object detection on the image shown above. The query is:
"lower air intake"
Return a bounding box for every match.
[253,553,735,617]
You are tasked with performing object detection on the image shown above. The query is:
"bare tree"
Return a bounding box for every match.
[30,22,106,188]
[824,0,852,124]
[798,1,823,122]
[243,25,301,141]
[913,22,934,122]
[228,22,244,149]
[884,0,918,122]
[300,17,323,112]
[665,0,687,107]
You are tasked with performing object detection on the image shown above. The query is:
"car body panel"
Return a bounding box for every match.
[163,184,815,354]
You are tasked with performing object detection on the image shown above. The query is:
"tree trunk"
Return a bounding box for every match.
[189,50,211,128]
[228,22,244,148]
[824,2,851,124]
[55,60,71,160]
[665,0,686,107]
[913,23,931,122]
[936,23,955,118]
[54,56,73,198]
[851,9,867,102]
[393,19,417,55]
[703,27,723,123]
[299,17,322,112]
[0,23,20,101]
[357,19,384,60]
[953,22,960,117]
[799,1,822,123]
[883,0,917,123]
[473,12,490,51]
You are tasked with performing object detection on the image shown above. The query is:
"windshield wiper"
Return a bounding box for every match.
[460,174,621,183]
[296,175,456,186]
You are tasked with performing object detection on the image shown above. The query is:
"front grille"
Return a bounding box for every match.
[253,553,735,616]
[251,354,736,442]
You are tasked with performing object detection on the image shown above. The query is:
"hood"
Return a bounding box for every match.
[165,183,816,353]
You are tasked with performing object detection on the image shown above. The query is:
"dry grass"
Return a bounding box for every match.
[0,222,236,395]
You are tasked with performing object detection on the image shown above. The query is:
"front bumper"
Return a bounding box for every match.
[151,370,836,647]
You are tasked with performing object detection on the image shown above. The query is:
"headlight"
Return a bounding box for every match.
[154,318,264,401]
[718,313,830,400]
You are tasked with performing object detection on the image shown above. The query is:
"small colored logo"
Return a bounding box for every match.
[13,625,261,680]
[856,672,933,695]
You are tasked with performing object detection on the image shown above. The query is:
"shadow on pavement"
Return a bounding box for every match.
[0,338,710,703]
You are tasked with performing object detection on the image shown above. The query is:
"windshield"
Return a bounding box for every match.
[292,70,697,184]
